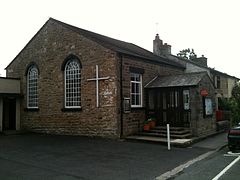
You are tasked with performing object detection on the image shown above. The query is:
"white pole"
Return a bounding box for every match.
[167,124,171,150]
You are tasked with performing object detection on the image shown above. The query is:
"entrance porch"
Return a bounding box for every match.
[0,77,21,132]
[143,72,216,138]
[146,88,191,128]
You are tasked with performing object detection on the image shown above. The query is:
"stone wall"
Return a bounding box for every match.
[190,74,216,136]
[120,55,184,136]
[6,19,205,138]
[6,20,120,138]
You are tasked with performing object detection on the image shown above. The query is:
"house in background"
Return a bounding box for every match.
[152,34,239,131]
[152,34,239,110]
[210,68,239,105]
[2,18,229,139]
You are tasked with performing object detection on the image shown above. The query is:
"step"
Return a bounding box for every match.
[2,130,28,135]
[126,135,193,147]
[154,126,190,131]
[139,132,192,139]
[149,129,191,135]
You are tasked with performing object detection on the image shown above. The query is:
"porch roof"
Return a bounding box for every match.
[0,77,20,94]
[145,72,207,88]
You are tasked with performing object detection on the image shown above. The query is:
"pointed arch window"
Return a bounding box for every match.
[64,58,81,108]
[27,65,39,108]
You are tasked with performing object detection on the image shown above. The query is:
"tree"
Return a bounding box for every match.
[230,83,240,125]
[218,83,240,126]
[177,48,197,60]
[232,83,240,102]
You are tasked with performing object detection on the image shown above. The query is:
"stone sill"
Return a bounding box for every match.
[131,107,145,110]
[61,108,82,112]
[24,108,39,112]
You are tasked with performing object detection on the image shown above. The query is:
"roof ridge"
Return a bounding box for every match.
[49,18,133,46]
[161,71,207,77]
[6,18,185,70]
[50,18,184,69]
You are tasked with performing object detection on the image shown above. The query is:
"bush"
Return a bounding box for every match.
[230,83,240,126]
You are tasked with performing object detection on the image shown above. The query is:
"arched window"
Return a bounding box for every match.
[64,58,81,108]
[27,65,39,108]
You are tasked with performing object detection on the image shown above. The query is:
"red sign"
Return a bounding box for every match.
[200,89,208,97]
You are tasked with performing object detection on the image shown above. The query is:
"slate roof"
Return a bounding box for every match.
[209,68,240,80]
[50,18,184,69]
[169,54,240,80]
[145,72,208,88]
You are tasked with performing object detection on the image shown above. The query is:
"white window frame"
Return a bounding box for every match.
[27,66,38,108]
[64,59,81,108]
[130,73,143,107]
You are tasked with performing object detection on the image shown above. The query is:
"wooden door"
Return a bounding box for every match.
[3,98,16,130]
[147,88,190,127]
[158,89,183,127]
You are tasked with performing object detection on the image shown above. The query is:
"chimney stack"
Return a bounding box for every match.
[192,55,208,67]
[153,34,162,56]
[153,34,171,56]
[161,43,171,55]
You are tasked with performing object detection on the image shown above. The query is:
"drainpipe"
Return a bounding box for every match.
[120,54,123,138]
[0,97,3,132]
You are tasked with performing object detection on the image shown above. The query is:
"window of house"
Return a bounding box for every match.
[27,65,38,108]
[64,59,81,108]
[130,73,142,107]
[216,76,221,89]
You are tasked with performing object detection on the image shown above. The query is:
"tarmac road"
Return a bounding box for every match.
[173,147,240,180]
[0,133,227,180]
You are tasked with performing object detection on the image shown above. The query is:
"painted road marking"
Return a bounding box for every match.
[156,151,215,180]
[212,155,240,180]
[224,151,240,157]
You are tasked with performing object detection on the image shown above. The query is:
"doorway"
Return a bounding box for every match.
[3,97,16,130]
[147,88,190,127]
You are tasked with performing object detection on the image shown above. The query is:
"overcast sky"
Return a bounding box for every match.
[0,0,239,77]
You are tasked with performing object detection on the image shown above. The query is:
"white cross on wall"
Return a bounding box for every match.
[87,65,110,108]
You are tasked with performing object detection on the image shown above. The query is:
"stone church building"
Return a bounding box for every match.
[2,18,217,138]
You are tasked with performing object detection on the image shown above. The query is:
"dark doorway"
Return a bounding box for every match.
[147,88,190,127]
[3,98,16,130]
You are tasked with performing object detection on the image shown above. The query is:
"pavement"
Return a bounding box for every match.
[192,132,228,150]
[0,132,228,180]
[126,135,193,147]
[126,131,227,147]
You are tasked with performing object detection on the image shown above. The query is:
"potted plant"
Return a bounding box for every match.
[143,119,150,131]
[148,118,156,129]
